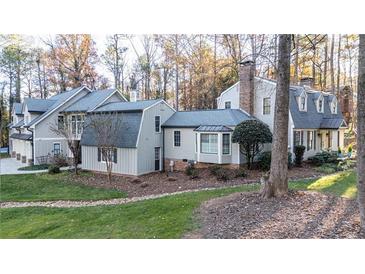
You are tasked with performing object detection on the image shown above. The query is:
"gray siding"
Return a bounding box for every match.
[164,128,197,161]
[81,146,138,175]
[33,138,69,163]
[136,101,175,175]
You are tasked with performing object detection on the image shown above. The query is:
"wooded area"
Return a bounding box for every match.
[0,34,360,147]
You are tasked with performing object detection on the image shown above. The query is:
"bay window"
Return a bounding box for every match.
[222,134,230,155]
[200,134,218,154]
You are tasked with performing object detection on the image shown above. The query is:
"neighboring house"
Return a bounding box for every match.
[216,60,347,159]
[80,99,175,176]
[8,86,127,165]
[162,109,252,169]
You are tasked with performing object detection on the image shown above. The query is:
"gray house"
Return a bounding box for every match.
[162,109,252,170]
[80,99,175,176]
[8,86,127,164]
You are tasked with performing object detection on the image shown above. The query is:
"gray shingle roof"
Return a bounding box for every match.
[13,103,23,115]
[10,133,32,141]
[80,112,142,148]
[194,125,233,132]
[289,87,345,129]
[27,87,85,127]
[93,99,162,113]
[63,89,123,113]
[162,109,251,128]
[24,98,56,113]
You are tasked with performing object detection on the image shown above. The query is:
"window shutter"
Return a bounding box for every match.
[114,148,117,163]
[97,148,101,162]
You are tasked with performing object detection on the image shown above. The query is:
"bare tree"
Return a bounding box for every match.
[262,34,292,198]
[50,116,82,174]
[85,112,121,183]
[357,34,365,232]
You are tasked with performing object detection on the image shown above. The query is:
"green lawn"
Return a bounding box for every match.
[0,172,126,202]
[0,170,357,239]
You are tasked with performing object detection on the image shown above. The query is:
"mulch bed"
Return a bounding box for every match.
[68,164,324,198]
[186,191,364,239]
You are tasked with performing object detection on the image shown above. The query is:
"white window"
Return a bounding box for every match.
[263,97,271,115]
[98,147,117,163]
[200,134,218,154]
[58,115,64,130]
[53,143,61,155]
[222,134,231,155]
[294,130,303,146]
[224,101,231,109]
[70,114,84,135]
[155,116,161,133]
[318,97,324,113]
[174,131,181,147]
[307,131,314,151]
[331,99,337,114]
[299,95,306,111]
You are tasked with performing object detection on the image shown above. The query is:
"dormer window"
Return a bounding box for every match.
[317,96,324,113]
[331,98,338,114]
[299,94,307,111]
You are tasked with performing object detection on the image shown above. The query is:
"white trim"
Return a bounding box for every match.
[144,99,176,113]
[29,86,90,128]
[53,142,61,156]
[155,115,161,133]
[135,110,145,146]
[222,133,232,156]
[217,81,239,101]
[34,137,67,141]
[173,130,181,147]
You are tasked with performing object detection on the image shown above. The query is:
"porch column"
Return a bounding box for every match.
[196,132,200,162]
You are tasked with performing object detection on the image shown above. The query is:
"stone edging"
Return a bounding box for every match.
[0,175,323,209]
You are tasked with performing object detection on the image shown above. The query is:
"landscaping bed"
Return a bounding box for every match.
[71,164,324,198]
[187,190,363,239]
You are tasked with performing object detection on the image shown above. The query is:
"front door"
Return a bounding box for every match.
[154,147,160,171]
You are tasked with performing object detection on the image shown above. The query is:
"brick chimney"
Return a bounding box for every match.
[239,60,255,115]
[299,77,314,88]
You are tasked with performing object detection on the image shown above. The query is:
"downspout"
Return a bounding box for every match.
[162,127,165,172]
[26,127,34,165]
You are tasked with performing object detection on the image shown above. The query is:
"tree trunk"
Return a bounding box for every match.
[337,34,342,95]
[357,34,365,232]
[323,36,328,90]
[330,34,335,93]
[262,34,291,198]
[293,35,299,84]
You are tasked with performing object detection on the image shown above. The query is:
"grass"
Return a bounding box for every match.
[18,164,50,171]
[0,184,258,239]
[289,170,357,199]
[0,170,357,239]
[0,172,126,202]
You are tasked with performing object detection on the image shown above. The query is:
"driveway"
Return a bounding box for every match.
[0,157,48,175]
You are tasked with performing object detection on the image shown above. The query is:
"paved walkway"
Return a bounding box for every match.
[0,157,71,175]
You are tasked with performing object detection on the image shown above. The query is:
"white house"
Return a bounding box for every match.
[216,60,347,159]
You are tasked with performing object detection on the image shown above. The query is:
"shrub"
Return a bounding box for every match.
[51,154,69,167]
[294,145,306,166]
[208,164,222,176]
[338,146,342,155]
[347,144,353,154]
[315,163,337,174]
[234,167,247,178]
[48,164,60,174]
[257,151,293,171]
[215,168,231,181]
[232,120,273,169]
[308,151,339,166]
[185,165,194,176]
[189,168,199,179]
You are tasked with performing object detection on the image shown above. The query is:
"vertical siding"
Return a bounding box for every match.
[136,102,175,175]
[81,146,138,175]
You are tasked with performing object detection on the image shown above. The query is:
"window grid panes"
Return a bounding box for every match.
[222,134,230,154]
[263,98,271,115]
[174,131,181,147]
[155,116,160,132]
[225,101,231,109]
[200,134,218,154]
